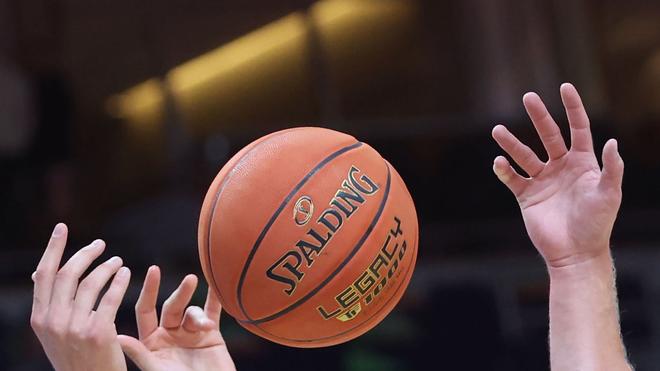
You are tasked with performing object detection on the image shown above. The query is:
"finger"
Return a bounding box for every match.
[48,239,106,313]
[96,266,131,321]
[204,287,222,325]
[491,125,545,177]
[32,223,68,318]
[599,139,624,192]
[493,156,528,197]
[118,334,153,370]
[560,83,593,153]
[523,92,568,160]
[181,306,215,332]
[135,265,161,339]
[72,256,123,318]
[160,274,198,329]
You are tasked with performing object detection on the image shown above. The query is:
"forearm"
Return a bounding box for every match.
[547,250,632,371]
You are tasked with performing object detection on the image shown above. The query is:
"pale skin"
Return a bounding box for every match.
[30,224,236,371]
[30,223,131,371]
[117,267,236,371]
[32,83,632,371]
[491,83,633,370]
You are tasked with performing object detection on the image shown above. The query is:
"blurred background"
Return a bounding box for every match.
[1,0,659,369]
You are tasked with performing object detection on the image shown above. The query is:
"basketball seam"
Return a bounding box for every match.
[242,160,392,325]
[246,206,418,344]
[236,141,365,322]
[205,127,307,307]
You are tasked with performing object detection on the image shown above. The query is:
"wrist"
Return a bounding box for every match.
[547,249,614,282]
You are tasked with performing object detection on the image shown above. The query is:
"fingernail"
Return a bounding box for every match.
[31,271,36,281]
[109,256,122,265]
[118,266,130,277]
[52,223,66,237]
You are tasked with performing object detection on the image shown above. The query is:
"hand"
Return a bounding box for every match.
[30,223,131,371]
[118,266,236,371]
[491,83,624,267]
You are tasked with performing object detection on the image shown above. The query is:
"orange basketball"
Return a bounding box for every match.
[197,127,418,347]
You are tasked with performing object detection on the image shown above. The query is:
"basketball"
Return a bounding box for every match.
[197,127,418,347]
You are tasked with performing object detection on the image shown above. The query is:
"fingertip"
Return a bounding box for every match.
[143,266,161,285]
[603,138,618,154]
[176,274,198,292]
[52,223,67,238]
[186,274,199,288]
[146,265,160,277]
[492,157,509,177]
[602,139,624,168]
[522,91,539,103]
[493,155,509,167]
[560,82,574,91]
[86,239,106,251]
[118,266,130,278]
[491,124,506,137]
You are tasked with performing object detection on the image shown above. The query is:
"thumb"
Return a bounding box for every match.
[118,334,152,370]
[599,139,624,191]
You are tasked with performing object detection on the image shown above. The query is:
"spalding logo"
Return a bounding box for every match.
[266,166,379,296]
[293,196,314,226]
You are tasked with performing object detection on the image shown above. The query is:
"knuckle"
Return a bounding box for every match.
[514,142,528,156]
[30,315,45,331]
[87,325,111,346]
[546,131,562,144]
[67,325,86,341]
[45,318,67,337]
[135,303,153,315]
[32,269,47,282]
[103,294,120,308]
[519,148,534,162]
[78,277,96,291]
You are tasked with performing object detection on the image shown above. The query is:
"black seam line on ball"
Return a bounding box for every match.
[237,141,364,321]
[236,142,363,320]
[241,160,391,325]
[256,213,416,344]
[206,128,302,304]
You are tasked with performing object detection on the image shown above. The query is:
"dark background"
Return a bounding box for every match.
[1,0,659,370]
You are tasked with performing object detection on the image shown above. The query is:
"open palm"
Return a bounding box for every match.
[118,267,236,371]
[492,83,624,267]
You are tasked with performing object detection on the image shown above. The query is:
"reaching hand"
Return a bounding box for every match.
[30,223,131,371]
[118,266,236,371]
[491,83,624,267]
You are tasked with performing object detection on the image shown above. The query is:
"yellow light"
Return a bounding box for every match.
[168,12,308,94]
[109,13,308,122]
[108,0,414,127]
[107,78,164,118]
[311,0,413,28]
